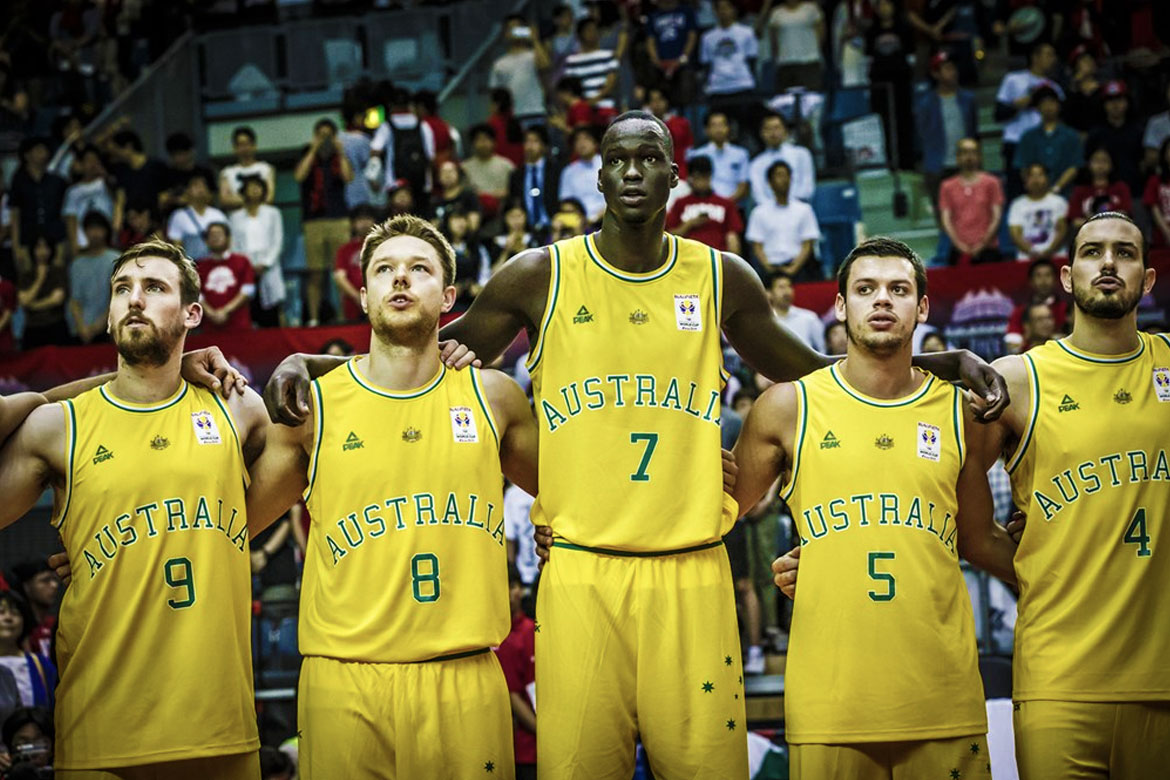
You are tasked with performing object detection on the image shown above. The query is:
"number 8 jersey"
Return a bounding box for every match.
[54,382,257,770]
[300,359,509,662]
[528,233,737,552]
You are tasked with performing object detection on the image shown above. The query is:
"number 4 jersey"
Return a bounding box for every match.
[780,365,987,743]
[1008,333,1170,702]
[300,359,509,662]
[528,233,737,552]
[54,382,257,769]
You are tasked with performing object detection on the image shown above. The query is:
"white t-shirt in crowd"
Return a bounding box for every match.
[995,71,1062,144]
[0,656,33,707]
[558,155,605,222]
[490,49,546,117]
[745,199,821,268]
[62,178,115,249]
[1007,192,1067,259]
[220,161,275,200]
[700,22,758,95]
[775,305,825,352]
[503,484,540,585]
[166,205,229,261]
[1143,110,1170,152]
[769,2,824,65]
[749,142,816,205]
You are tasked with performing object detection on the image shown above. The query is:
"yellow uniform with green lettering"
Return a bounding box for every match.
[1007,334,1170,779]
[298,358,513,780]
[53,382,258,776]
[782,366,988,780]
[530,233,746,779]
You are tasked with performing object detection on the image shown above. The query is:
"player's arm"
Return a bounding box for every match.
[954,401,1018,587]
[480,369,538,498]
[227,386,270,467]
[40,346,247,404]
[245,400,313,535]
[0,404,66,530]
[730,381,797,516]
[0,393,48,445]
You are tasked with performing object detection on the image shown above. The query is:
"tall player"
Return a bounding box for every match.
[730,238,1017,779]
[266,113,1007,778]
[0,239,270,779]
[244,215,538,779]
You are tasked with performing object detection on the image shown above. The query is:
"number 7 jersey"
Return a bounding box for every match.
[528,233,737,552]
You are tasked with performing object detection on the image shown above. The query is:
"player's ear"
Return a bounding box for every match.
[917,294,930,324]
[1060,263,1073,294]
[360,285,368,315]
[670,161,679,188]
[1143,266,1156,295]
[833,293,847,323]
[185,301,203,330]
[441,284,457,313]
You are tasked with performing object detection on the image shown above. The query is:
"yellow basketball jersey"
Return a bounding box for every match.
[781,364,986,743]
[301,359,509,663]
[53,381,257,770]
[527,233,736,551]
[1007,333,1170,701]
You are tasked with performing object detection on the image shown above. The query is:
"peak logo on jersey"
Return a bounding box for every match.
[629,309,650,325]
[917,422,941,462]
[674,294,701,331]
[402,427,422,443]
[343,431,364,451]
[92,444,114,464]
[150,435,169,451]
[450,406,479,443]
[1058,394,1079,412]
[1113,388,1133,405]
[820,431,841,449]
[875,434,894,450]
[573,305,594,324]
[191,411,222,444]
[1154,367,1170,402]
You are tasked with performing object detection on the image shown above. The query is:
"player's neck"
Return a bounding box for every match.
[594,216,670,274]
[1066,314,1141,356]
[365,336,442,392]
[110,354,184,404]
[839,348,920,400]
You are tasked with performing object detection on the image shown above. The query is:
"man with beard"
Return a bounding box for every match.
[729,237,1016,779]
[772,212,1170,778]
[0,238,270,778]
[265,112,1008,779]
[243,214,539,779]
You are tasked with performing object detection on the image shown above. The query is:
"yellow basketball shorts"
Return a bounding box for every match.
[1014,699,1170,780]
[789,735,990,780]
[298,651,514,780]
[536,540,748,780]
[55,751,260,780]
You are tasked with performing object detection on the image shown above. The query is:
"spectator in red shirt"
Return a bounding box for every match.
[117,205,156,250]
[939,138,1004,264]
[551,77,596,136]
[1069,147,1132,232]
[415,90,457,190]
[646,87,693,178]
[0,276,16,354]
[1143,137,1170,253]
[487,88,526,168]
[493,564,536,780]
[666,156,743,254]
[197,222,255,331]
[332,204,379,323]
[1004,258,1069,352]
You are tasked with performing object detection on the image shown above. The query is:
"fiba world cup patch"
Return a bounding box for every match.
[916,422,941,462]
[1154,367,1170,403]
[674,294,701,331]
[191,411,222,445]
[449,406,479,443]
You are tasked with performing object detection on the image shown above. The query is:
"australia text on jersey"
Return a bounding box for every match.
[539,373,723,433]
[323,491,504,566]
[1031,447,1170,521]
[795,492,959,556]
[81,496,247,579]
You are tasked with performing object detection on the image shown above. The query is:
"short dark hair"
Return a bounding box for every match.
[524,125,549,147]
[766,160,792,180]
[2,707,53,754]
[603,110,674,158]
[704,109,729,127]
[0,592,35,645]
[81,210,112,235]
[111,129,143,152]
[165,132,194,154]
[837,237,928,301]
[490,87,514,112]
[1027,257,1056,278]
[470,123,497,142]
[414,89,438,115]
[1031,85,1061,108]
[1070,211,1148,268]
[769,270,794,288]
[556,76,584,97]
[1022,301,1052,326]
[1027,40,1054,65]
[232,126,256,144]
[350,203,381,222]
[186,170,214,191]
[571,124,600,146]
[238,173,268,200]
[314,117,338,134]
[576,17,597,37]
[732,387,758,407]
[760,110,787,129]
[203,220,231,240]
[688,155,713,177]
[18,136,50,158]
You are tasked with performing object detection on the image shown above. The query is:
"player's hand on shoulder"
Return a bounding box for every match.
[181,346,247,398]
[264,354,312,426]
[438,339,482,370]
[1005,510,1026,545]
[534,524,553,567]
[771,545,800,600]
[48,550,71,587]
[721,448,738,494]
[957,350,1010,423]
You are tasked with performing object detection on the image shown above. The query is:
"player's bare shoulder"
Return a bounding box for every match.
[752,381,802,448]
[477,368,530,427]
[989,353,1032,433]
[11,402,68,474]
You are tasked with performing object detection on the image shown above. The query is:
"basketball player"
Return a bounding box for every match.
[773,212,1169,777]
[266,113,1007,778]
[0,239,270,779]
[244,215,538,779]
[730,237,1017,779]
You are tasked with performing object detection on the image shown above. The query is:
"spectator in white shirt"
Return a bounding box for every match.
[688,111,750,201]
[503,483,540,586]
[768,272,825,351]
[749,111,815,205]
[746,160,821,280]
[994,41,1059,194]
[558,126,605,224]
[1007,164,1068,262]
[62,145,119,256]
[490,14,551,123]
[767,0,825,92]
[229,175,285,327]
[218,126,275,210]
[370,86,437,207]
[165,172,227,262]
[701,0,759,135]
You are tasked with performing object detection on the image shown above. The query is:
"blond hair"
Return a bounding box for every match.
[110,237,201,305]
[359,214,457,287]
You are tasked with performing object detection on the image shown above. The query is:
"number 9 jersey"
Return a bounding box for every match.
[54,382,257,770]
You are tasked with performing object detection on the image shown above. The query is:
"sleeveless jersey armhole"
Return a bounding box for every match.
[303,379,325,503]
[54,400,77,532]
[1005,353,1039,475]
[710,247,730,385]
[469,368,501,450]
[779,381,808,503]
[952,385,966,470]
[524,243,562,374]
[210,392,249,489]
